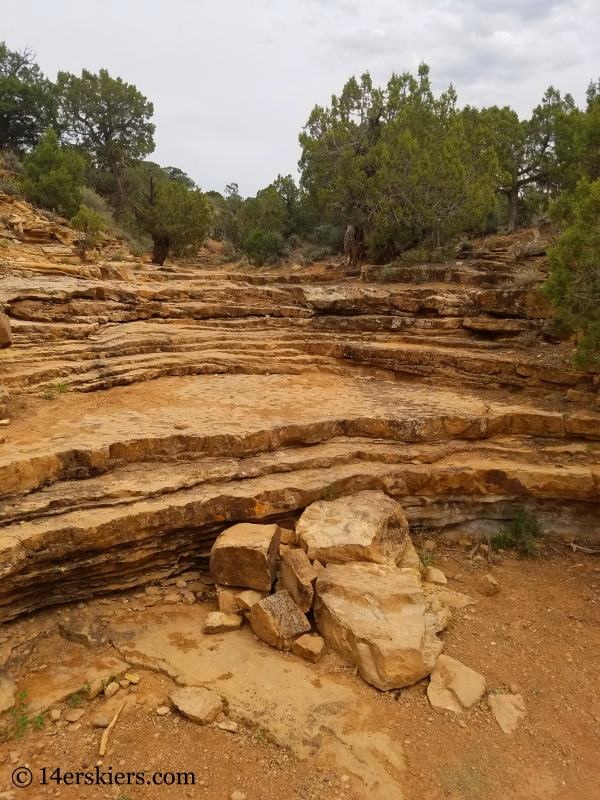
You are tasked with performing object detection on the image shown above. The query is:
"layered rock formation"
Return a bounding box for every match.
[0,208,599,622]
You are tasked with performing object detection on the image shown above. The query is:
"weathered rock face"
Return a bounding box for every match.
[297,491,409,566]
[0,313,12,348]
[427,655,486,713]
[314,562,445,690]
[280,548,318,612]
[248,590,311,650]
[210,523,281,591]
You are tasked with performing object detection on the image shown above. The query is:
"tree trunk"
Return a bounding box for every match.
[152,236,170,265]
[508,185,519,232]
[344,225,364,273]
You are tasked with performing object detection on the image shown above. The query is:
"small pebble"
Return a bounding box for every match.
[92,716,110,729]
[230,792,247,800]
[156,706,171,716]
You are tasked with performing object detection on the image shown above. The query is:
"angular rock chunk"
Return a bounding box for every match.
[427,655,486,713]
[0,314,12,349]
[281,549,318,612]
[210,523,281,591]
[203,611,244,634]
[169,687,223,725]
[477,574,500,596]
[314,562,444,690]
[292,634,326,663]
[297,491,408,565]
[217,586,245,614]
[489,693,525,734]
[424,567,447,586]
[235,589,267,612]
[248,590,311,650]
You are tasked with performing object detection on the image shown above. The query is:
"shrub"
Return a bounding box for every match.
[244,229,284,266]
[70,204,107,261]
[0,176,23,198]
[20,129,84,218]
[302,244,332,262]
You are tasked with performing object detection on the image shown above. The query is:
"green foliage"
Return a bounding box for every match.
[542,178,600,368]
[418,546,436,578]
[491,511,542,556]
[57,68,155,198]
[71,204,107,261]
[0,43,56,152]
[20,128,84,217]
[244,228,284,266]
[299,65,497,264]
[0,690,45,742]
[69,681,90,707]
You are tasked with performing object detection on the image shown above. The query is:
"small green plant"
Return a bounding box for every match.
[587,442,595,453]
[68,682,90,707]
[70,204,107,262]
[491,510,542,556]
[0,238,9,248]
[55,382,70,394]
[0,214,10,224]
[40,389,56,400]
[109,250,127,262]
[419,545,436,578]
[0,691,44,742]
[254,727,266,742]
[322,486,338,502]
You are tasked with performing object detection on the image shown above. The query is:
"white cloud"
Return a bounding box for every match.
[2,0,599,194]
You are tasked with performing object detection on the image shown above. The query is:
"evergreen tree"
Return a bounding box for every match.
[20,128,84,217]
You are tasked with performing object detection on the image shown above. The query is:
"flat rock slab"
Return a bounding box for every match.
[110,604,405,799]
[210,523,281,591]
[169,686,223,725]
[489,692,526,733]
[297,490,409,565]
[248,590,311,650]
[427,655,486,713]
[315,562,445,690]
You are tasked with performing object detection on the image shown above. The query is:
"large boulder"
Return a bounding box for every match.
[314,562,445,690]
[296,491,409,566]
[248,590,311,650]
[210,523,281,591]
[0,314,12,349]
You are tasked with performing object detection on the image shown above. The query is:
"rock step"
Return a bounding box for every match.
[1,453,599,621]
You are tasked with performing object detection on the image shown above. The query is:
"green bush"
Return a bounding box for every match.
[70,204,107,261]
[244,229,284,266]
[542,178,600,369]
[20,129,84,218]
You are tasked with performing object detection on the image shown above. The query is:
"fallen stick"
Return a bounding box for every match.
[99,699,127,756]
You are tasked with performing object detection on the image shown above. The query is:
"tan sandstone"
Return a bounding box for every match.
[280,548,318,612]
[203,611,244,634]
[297,490,409,565]
[248,590,311,650]
[427,655,486,713]
[210,523,281,591]
[168,687,223,725]
[314,562,445,690]
[292,634,326,663]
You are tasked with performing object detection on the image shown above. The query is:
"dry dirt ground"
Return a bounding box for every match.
[1,546,598,800]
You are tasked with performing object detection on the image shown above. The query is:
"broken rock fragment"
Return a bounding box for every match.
[168,687,223,725]
[292,634,326,663]
[427,655,486,713]
[314,562,445,690]
[296,490,408,565]
[248,590,311,650]
[235,589,267,612]
[489,692,526,734]
[210,523,281,591]
[477,574,500,597]
[203,612,244,634]
[0,314,12,349]
[281,548,318,612]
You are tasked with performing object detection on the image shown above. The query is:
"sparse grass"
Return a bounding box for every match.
[587,443,595,453]
[0,691,45,742]
[322,486,338,502]
[378,266,397,283]
[515,331,541,348]
[55,382,70,394]
[419,545,436,578]
[40,389,56,401]
[109,250,127,262]
[505,267,542,289]
[0,214,10,225]
[491,510,542,556]
[0,238,9,248]
[41,383,69,400]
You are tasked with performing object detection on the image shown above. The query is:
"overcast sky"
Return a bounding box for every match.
[4,0,600,196]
